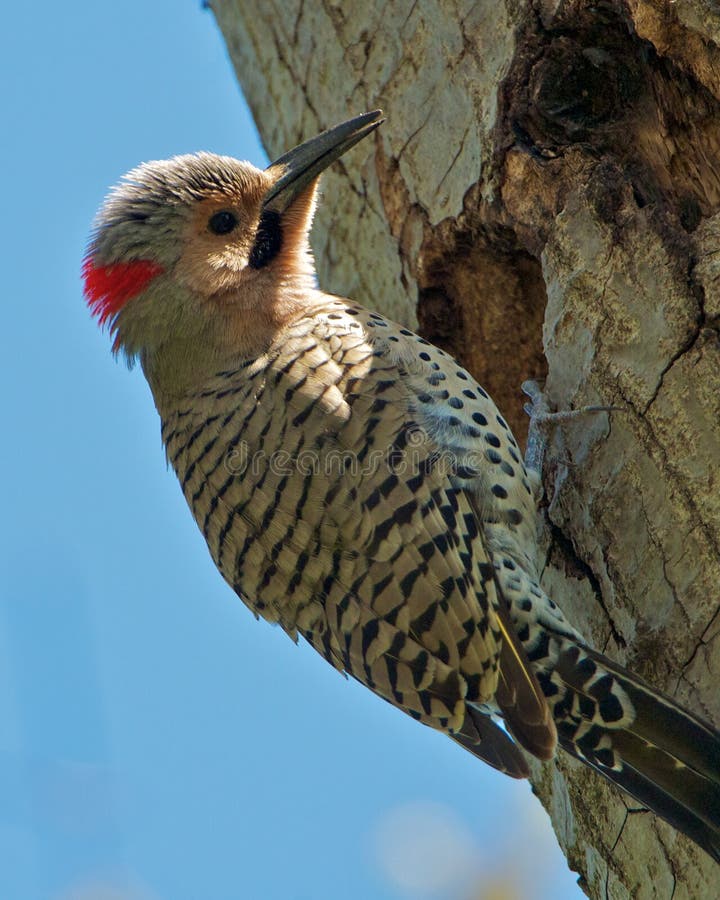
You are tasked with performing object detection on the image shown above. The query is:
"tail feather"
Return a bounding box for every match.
[494,601,557,760]
[544,640,720,862]
[602,653,720,784]
[454,706,530,779]
[560,741,720,863]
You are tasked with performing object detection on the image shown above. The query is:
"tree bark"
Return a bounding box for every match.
[210,1,720,895]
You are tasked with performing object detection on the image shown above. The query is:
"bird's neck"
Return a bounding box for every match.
[143,282,325,420]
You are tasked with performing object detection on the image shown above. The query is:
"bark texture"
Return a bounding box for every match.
[210,1,720,896]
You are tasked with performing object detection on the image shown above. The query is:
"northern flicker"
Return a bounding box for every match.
[84,111,720,862]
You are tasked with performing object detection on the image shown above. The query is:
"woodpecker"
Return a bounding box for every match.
[84,111,720,861]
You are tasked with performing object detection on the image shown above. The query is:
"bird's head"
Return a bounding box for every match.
[83,111,383,393]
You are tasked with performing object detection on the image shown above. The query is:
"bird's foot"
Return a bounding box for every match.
[522,379,618,474]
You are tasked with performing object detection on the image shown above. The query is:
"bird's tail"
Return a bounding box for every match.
[540,638,720,862]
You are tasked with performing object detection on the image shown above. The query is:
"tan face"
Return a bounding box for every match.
[85,156,289,355]
[86,111,384,372]
[173,176,273,299]
[88,113,383,351]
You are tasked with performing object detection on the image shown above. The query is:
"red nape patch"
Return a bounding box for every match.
[82,257,164,325]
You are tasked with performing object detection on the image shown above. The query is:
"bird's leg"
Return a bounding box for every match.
[522,379,618,474]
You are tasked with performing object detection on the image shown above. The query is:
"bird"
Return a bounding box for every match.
[84,110,720,862]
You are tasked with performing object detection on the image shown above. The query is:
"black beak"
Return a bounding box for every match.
[262,110,384,213]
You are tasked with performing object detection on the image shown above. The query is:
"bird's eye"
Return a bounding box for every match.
[208,211,238,235]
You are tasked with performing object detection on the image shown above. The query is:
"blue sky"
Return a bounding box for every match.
[0,3,584,898]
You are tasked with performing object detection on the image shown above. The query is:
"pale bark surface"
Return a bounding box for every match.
[211,1,720,896]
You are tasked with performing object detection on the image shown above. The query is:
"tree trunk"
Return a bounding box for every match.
[210,1,720,895]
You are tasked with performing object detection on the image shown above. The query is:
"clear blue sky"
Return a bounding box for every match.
[0,3,584,899]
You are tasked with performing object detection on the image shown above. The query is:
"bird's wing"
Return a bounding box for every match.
[169,305,555,761]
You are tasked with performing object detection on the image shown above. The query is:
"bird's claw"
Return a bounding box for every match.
[522,379,618,474]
